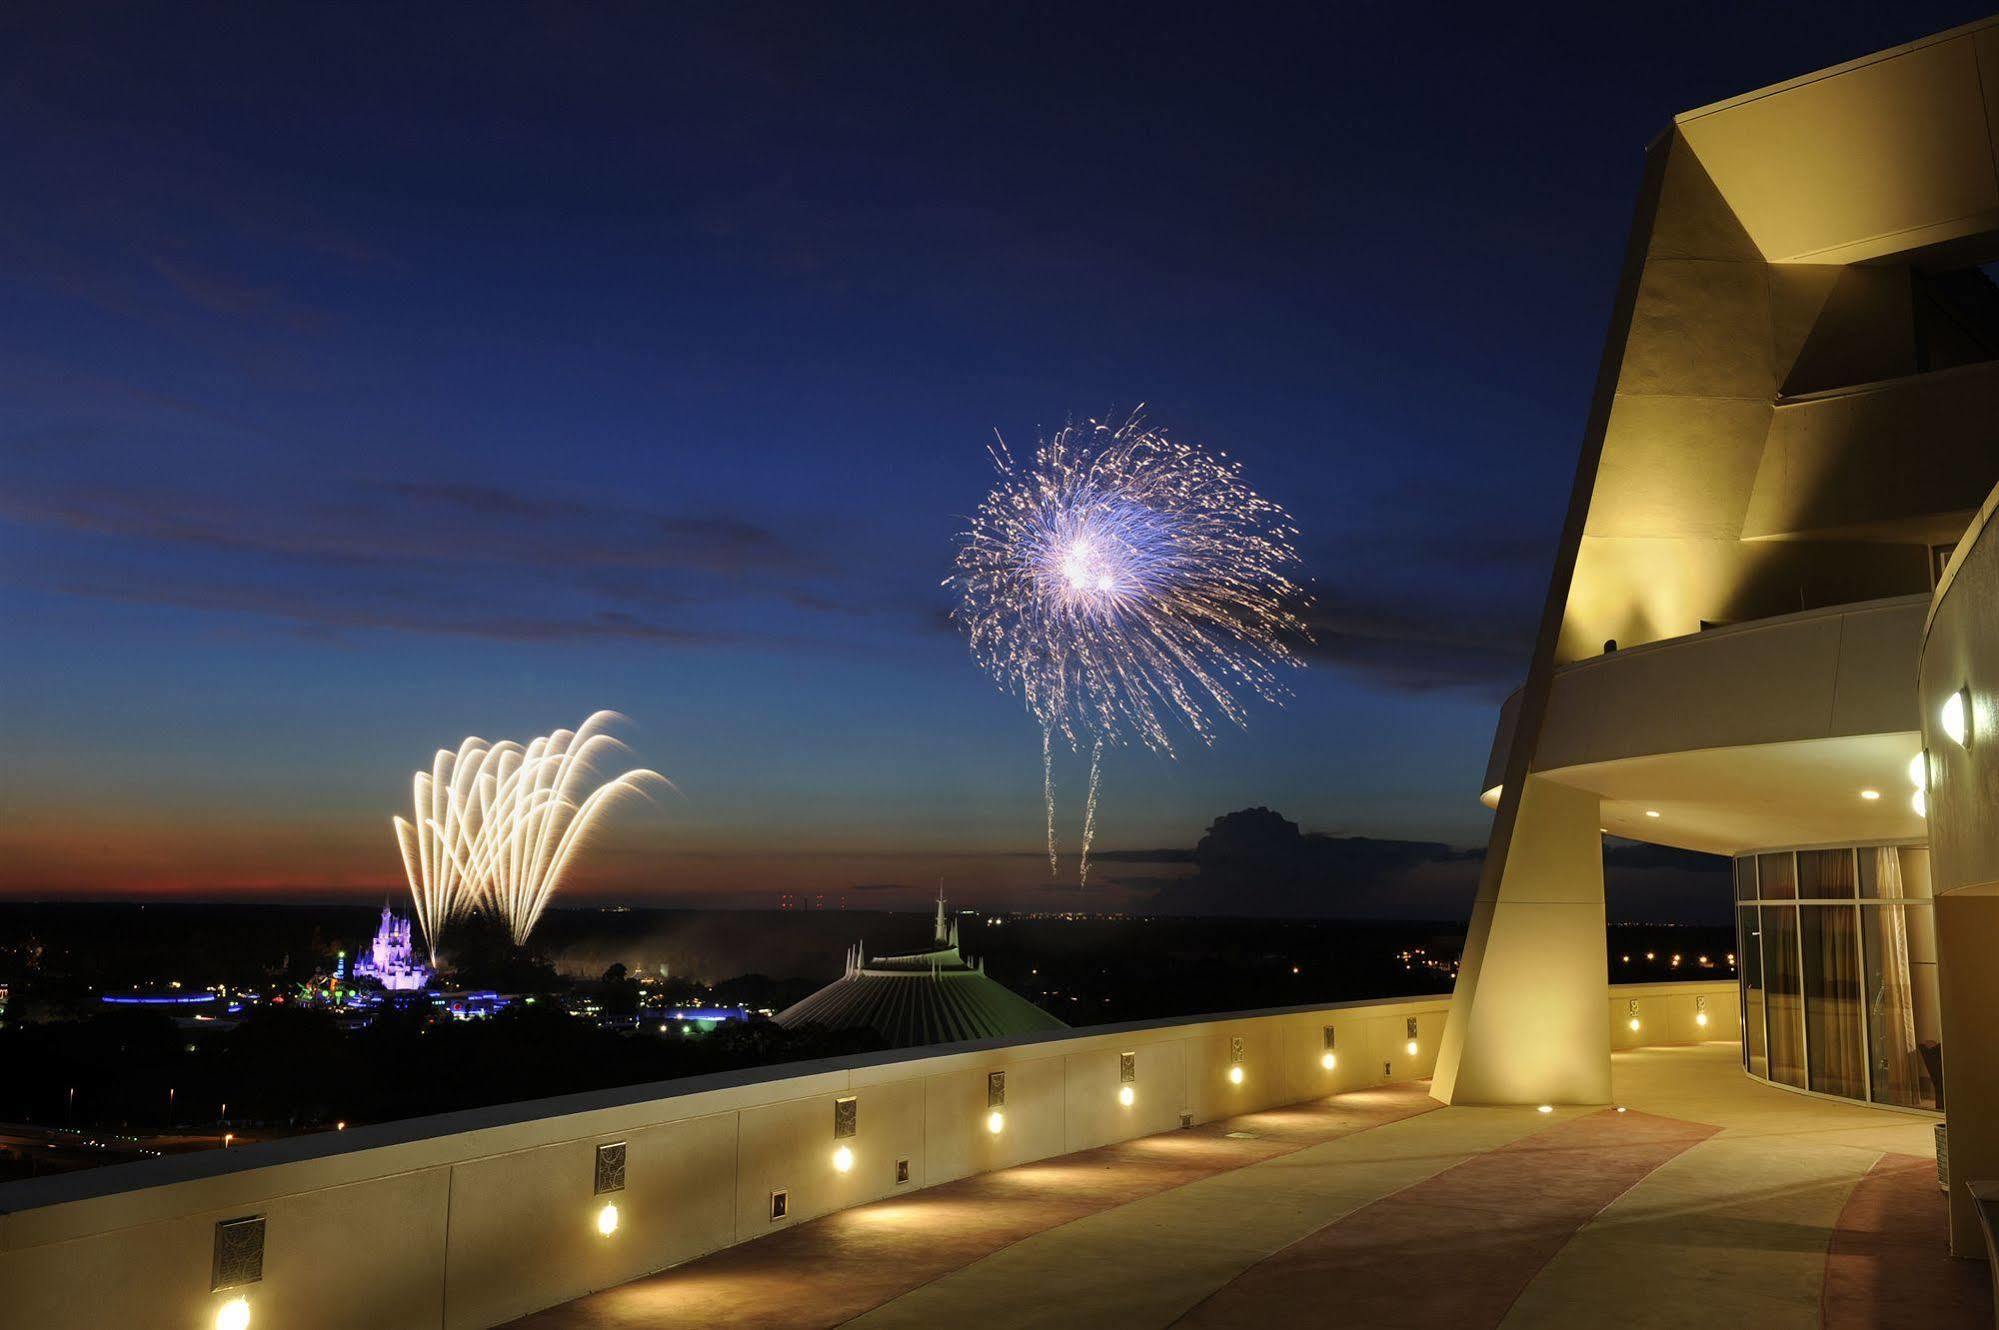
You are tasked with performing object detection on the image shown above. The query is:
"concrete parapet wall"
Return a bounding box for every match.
[0,981,1735,1330]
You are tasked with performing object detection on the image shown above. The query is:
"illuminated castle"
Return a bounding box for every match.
[774,893,1065,1047]
[353,904,431,992]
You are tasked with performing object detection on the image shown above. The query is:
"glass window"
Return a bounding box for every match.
[1735,857,1758,902]
[1763,905,1806,1088]
[1802,904,1865,1098]
[1758,852,1797,900]
[1738,902,1767,1077]
[1798,849,1857,900]
[1862,900,1942,1110]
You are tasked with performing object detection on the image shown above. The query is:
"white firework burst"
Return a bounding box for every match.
[392,711,669,962]
[951,412,1308,882]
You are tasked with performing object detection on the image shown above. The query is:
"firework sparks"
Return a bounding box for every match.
[951,412,1308,882]
[392,711,669,962]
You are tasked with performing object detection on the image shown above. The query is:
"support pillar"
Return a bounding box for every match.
[1936,887,1999,1256]
[1433,774,1610,1105]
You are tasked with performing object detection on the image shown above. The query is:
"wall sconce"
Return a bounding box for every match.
[211,1214,263,1330]
[1119,1051,1136,1106]
[986,1071,1006,1133]
[1626,998,1641,1033]
[1405,1017,1419,1058]
[1942,687,1971,747]
[1321,1025,1337,1071]
[1694,995,1708,1029]
[594,1141,625,1237]
[1228,1035,1246,1084]
[833,1095,857,1172]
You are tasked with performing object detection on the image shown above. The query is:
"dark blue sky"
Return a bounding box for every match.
[1,3,1984,910]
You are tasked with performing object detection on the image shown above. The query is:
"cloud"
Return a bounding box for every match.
[48,576,726,645]
[1299,595,1533,695]
[0,475,802,576]
[1121,807,1731,922]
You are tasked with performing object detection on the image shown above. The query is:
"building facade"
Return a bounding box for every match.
[1438,16,1999,1255]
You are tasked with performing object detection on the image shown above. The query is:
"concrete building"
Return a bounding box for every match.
[1435,13,1999,1264]
[13,20,1999,1330]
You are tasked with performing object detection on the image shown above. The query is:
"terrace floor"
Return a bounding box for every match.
[509,1043,1988,1329]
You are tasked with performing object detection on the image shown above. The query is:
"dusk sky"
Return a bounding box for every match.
[3,4,1983,914]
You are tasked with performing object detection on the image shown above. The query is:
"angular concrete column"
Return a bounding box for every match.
[1935,888,1999,1255]
[1432,775,1610,1106]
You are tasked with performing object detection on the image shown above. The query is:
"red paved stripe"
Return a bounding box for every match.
[1173,1108,1716,1330]
[1823,1152,1990,1329]
[506,1085,1438,1330]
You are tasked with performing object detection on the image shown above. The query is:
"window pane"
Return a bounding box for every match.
[1803,905,1865,1097]
[1798,849,1857,900]
[1862,902,1942,1110]
[1764,905,1806,1087]
[1738,904,1767,1077]
[1735,856,1758,902]
[1758,852,1797,900]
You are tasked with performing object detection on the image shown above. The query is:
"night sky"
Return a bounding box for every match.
[2,3,1984,916]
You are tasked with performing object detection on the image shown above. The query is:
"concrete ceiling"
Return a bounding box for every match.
[1541,731,1925,855]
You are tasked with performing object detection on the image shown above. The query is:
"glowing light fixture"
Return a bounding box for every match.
[1627,1017,1640,1032]
[833,1145,855,1173]
[216,1298,252,1330]
[1696,1011,1709,1028]
[1913,788,1928,818]
[1942,689,1970,747]
[1320,1051,1337,1071]
[1536,1104,1553,1114]
[1644,809,1660,819]
[1227,1065,1245,1086]
[1118,1085,1135,1107]
[1615,1106,1628,1114]
[1909,753,1928,790]
[595,1200,620,1236]
[986,1109,1005,1135]
[1858,789,1879,801]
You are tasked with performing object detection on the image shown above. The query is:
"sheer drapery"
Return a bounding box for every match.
[1764,905,1806,1088]
[1804,903,1865,1098]
[1861,848,1939,1108]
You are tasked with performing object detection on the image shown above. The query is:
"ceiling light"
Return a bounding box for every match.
[1644,810,1661,819]
[1858,789,1879,801]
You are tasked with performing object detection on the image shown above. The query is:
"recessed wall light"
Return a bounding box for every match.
[1909,752,1928,790]
[1118,1085,1135,1107]
[1227,1065,1245,1085]
[595,1201,620,1237]
[1859,789,1880,801]
[1913,789,1928,818]
[832,1145,854,1173]
[1942,688,1971,747]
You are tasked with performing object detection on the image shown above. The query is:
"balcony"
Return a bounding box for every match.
[1,980,1983,1330]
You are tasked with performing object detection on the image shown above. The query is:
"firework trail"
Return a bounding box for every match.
[951,411,1308,883]
[393,711,669,962]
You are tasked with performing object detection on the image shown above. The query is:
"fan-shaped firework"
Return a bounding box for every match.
[951,412,1308,883]
[392,711,669,962]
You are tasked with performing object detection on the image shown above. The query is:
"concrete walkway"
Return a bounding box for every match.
[507,1043,1986,1330]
